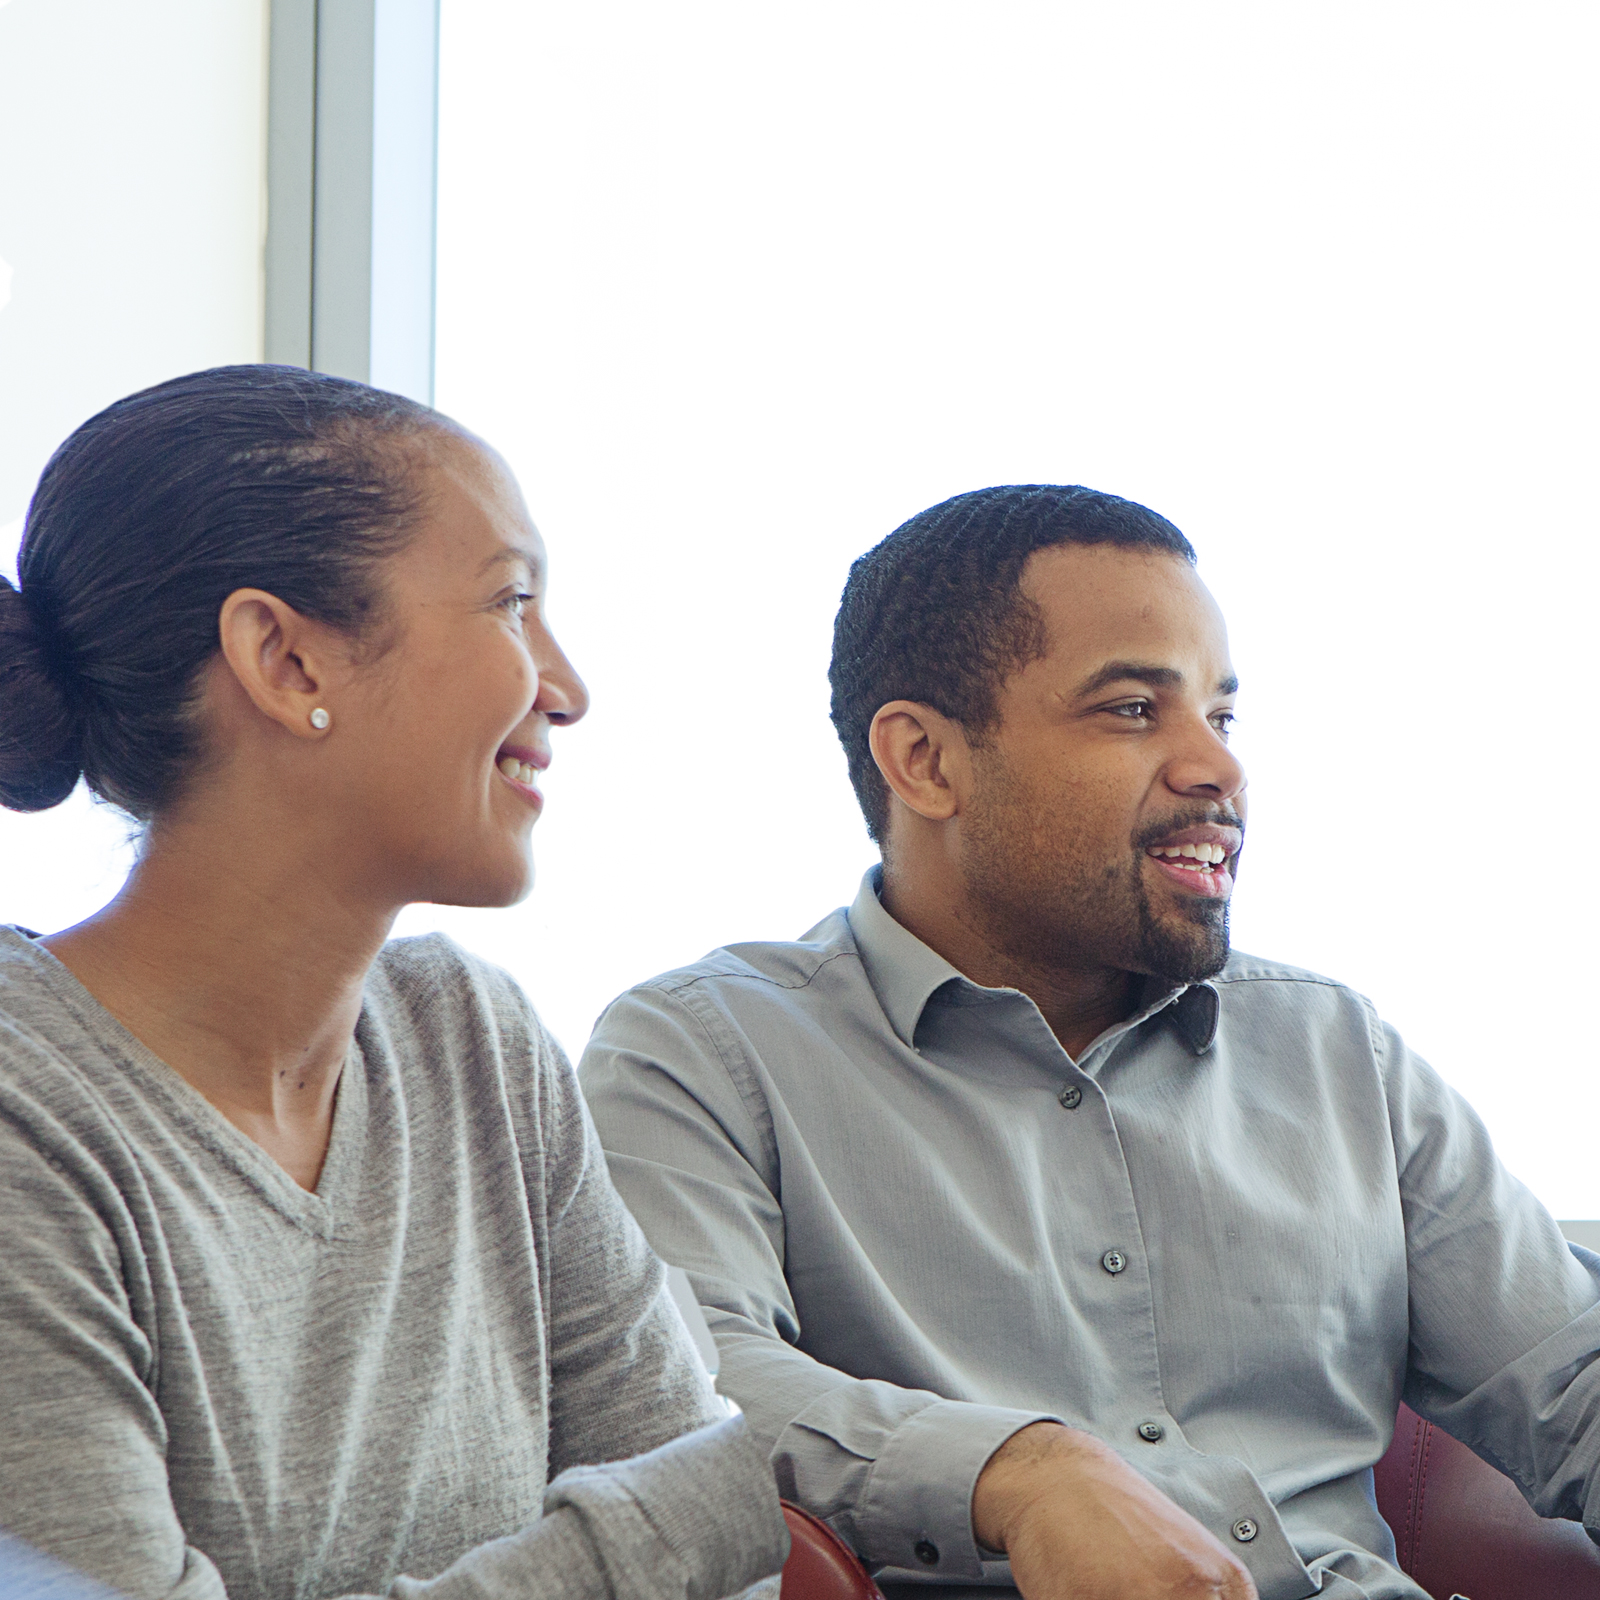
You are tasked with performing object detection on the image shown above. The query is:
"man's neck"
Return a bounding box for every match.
[878,862,1142,1061]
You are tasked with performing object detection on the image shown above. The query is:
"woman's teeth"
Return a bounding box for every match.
[498,756,538,786]
[1147,841,1229,869]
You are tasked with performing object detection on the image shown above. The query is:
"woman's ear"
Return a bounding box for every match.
[868,700,970,824]
[216,588,336,738]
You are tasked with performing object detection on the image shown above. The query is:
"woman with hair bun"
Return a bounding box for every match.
[0,367,788,1600]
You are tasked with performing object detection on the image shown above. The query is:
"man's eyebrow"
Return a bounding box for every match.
[1072,661,1185,698]
[1072,662,1241,699]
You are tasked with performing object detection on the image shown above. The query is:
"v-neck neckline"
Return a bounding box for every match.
[5,927,370,1239]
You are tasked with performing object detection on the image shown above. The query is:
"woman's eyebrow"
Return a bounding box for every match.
[474,544,543,581]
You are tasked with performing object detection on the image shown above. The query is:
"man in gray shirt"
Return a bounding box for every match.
[579,484,1600,1600]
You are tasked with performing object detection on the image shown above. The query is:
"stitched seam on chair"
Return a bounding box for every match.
[1411,1422,1436,1575]
[1399,1416,1426,1569]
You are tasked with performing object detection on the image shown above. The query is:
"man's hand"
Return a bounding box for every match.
[971,1421,1259,1600]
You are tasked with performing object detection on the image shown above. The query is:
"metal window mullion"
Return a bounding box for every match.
[265,0,437,405]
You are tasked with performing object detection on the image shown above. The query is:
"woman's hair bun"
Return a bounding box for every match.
[8,364,435,823]
[0,574,84,812]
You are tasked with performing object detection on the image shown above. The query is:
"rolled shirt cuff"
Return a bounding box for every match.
[855,1402,1059,1579]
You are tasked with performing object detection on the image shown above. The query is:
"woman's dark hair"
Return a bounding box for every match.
[828,483,1198,842]
[0,364,442,818]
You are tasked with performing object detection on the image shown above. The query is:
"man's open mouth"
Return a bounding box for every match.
[1146,840,1230,872]
[1142,824,1241,896]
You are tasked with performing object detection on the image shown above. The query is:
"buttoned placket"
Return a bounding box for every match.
[866,876,1312,1595]
[1061,1018,1173,1452]
[922,988,1167,1389]
[962,986,1302,1593]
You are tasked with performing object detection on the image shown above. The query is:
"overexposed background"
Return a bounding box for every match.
[0,0,265,1011]
[418,1,1600,1214]
[2,3,1596,1215]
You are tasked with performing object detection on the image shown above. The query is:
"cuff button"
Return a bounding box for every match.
[914,1540,940,1565]
[1231,1518,1259,1543]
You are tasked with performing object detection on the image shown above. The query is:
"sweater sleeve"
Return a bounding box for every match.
[0,1010,788,1600]
[529,1016,743,1472]
[0,1059,212,1598]
[410,987,793,1600]
[392,1415,787,1600]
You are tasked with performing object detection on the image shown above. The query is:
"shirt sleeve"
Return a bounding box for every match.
[579,985,1054,1579]
[1382,1017,1600,1541]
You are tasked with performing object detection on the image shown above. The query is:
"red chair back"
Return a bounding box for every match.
[780,1503,884,1600]
[779,1409,1600,1600]
[1374,1402,1600,1599]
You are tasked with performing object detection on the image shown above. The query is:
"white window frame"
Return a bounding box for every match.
[265,0,440,406]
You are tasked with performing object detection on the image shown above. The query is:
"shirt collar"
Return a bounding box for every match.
[1164,979,1220,1056]
[848,867,968,1048]
[846,866,1220,1058]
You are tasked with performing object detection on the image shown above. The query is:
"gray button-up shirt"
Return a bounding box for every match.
[579,870,1600,1600]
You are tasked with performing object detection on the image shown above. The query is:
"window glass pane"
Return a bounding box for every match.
[0,0,266,935]
[429,2,1600,1216]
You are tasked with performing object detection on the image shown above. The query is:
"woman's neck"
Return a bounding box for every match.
[43,808,396,1191]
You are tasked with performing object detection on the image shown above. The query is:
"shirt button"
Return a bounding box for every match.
[1101,1249,1128,1275]
[1057,1084,1083,1109]
[914,1540,940,1565]
[1136,1421,1165,1443]
[1231,1517,1258,1544]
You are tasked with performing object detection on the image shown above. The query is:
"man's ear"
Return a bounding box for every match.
[868,700,970,824]
[216,588,339,738]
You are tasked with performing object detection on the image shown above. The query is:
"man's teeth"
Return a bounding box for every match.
[497,756,538,786]
[1147,842,1229,868]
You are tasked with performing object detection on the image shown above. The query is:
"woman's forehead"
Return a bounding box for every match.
[407,434,545,578]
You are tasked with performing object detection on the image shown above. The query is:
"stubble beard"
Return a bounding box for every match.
[1127,857,1231,983]
[961,767,1234,987]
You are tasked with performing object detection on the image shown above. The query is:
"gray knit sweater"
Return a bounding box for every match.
[0,928,789,1600]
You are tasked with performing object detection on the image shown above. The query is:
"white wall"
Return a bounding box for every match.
[0,0,268,929]
[422,1,1600,1216]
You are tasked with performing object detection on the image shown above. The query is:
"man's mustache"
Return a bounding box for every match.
[1132,808,1245,853]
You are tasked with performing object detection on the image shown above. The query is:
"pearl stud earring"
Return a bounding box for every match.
[309,708,331,731]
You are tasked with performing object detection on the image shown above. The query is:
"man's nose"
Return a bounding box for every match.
[1165,718,1246,802]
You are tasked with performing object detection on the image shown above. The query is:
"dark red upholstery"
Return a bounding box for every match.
[780,1411,1600,1600]
[1374,1402,1600,1599]
[780,1503,885,1600]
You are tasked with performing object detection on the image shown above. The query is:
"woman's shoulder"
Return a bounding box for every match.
[0,926,122,1104]
[363,934,591,1189]
[0,929,149,1221]
[366,932,568,1081]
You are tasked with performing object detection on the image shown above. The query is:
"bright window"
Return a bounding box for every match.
[421,2,1600,1216]
[0,0,265,965]
[4,3,1595,1222]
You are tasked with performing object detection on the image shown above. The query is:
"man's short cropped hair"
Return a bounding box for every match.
[828,483,1197,842]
